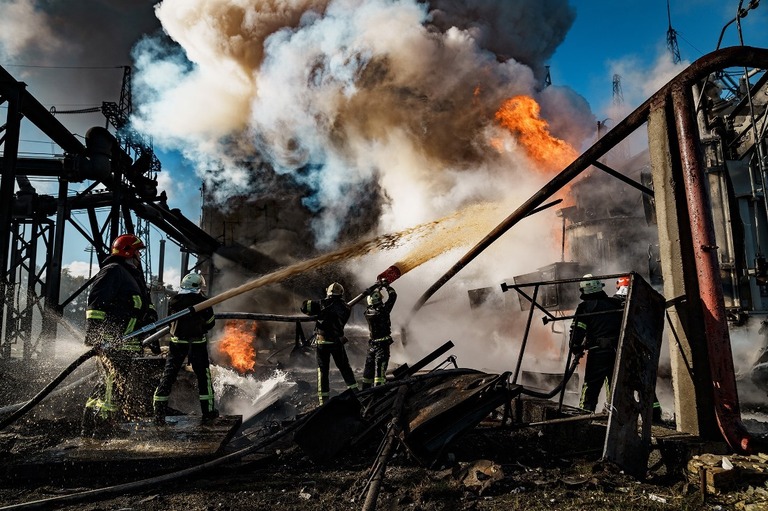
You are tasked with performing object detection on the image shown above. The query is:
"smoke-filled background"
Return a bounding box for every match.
[4,0,693,382]
[126,0,600,373]
[0,0,618,377]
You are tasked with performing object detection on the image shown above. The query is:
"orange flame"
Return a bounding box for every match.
[494,95,578,172]
[218,320,257,373]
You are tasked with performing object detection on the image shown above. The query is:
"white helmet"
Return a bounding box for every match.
[326,282,344,297]
[366,290,383,306]
[579,274,604,294]
[181,272,205,293]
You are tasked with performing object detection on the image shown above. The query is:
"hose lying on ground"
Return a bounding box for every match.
[0,347,98,431]
[0,407,318,511]
[0,371,97,416]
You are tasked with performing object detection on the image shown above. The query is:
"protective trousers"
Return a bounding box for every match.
[316,342,358,404]
[579,348,616,412]
[361,337,392,389]
[82,351,145,436]
[153,340,215,417]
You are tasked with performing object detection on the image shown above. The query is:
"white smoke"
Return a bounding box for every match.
[132,0,593,246]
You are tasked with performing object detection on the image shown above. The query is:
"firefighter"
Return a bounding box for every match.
[81,234,158,438]
[153,272,217,425]
[568,274,624,413]
[361,282,397,389]
[301,282,359,404]
[612,274,663,422]
[614,275,630,301]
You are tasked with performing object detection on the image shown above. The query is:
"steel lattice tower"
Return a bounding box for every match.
[667,0,682,64]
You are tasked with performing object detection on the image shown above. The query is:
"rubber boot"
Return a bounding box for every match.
[154,401,168,425]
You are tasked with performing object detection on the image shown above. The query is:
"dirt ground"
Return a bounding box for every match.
[2,357,768,511]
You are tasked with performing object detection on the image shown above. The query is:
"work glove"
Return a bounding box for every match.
[144,307,158,325]
[569,341,585,357]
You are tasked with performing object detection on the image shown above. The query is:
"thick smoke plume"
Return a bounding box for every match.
[131,0,593,247]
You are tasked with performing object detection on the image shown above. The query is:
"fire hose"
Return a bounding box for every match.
[0,347,98,431]
[0,327,170,432]
[518,353,582,400]
[0,406,320,511]
[0,371,97,417]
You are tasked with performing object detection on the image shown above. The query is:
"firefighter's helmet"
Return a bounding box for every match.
[367,290,383,306]
[579,274,604,294]
[616,275,631,288]
[110,234,145,259]
[181,273,205,292]
[326,282,344,297]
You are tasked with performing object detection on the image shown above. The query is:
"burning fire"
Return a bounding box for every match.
[218,320,257,373]
[494,95,578,172]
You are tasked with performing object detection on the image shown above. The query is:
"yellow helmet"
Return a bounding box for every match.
[326,282,344,297]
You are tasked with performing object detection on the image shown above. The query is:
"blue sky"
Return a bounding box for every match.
[551,0,768,115]
[3,0,767,287]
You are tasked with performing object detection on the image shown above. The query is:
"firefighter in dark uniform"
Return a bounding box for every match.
[153,272,217,424]
[301,282,359,404]
[569,274,624,413]
[81,234,158,437]
[613,275,663,422]
[361,282,397,389]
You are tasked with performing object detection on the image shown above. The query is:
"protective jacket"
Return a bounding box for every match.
[569,290,624,351]
[168,292,215,341]
[364,288,397,340]
[301,296,350,343]
[85,255,156,350]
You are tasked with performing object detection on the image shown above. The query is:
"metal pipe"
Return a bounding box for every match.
[672,84,751,452]
[591,161,654,196]
[215,312,315,323]
[140,326,170,347]
[512,284,539,384]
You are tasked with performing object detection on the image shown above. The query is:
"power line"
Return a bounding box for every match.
[1,63,125,70]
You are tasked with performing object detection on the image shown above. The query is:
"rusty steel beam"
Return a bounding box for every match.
[671,84,751,452]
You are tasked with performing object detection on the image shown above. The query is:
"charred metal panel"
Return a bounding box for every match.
[602,274,665,478]
[400,370,518,466]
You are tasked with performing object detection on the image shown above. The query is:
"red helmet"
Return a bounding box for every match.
[616,276,631,288]
[110,234,145,258]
